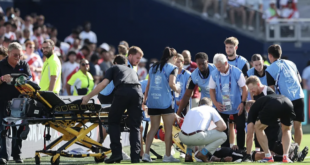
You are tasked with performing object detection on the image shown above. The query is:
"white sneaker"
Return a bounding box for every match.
[171,146,175,156]
[234,159,242,162]
[214,13,221,19]
[179,153,185,158]
[122,151,131,160]
[202,12,208,19]
[163,155,180,162]
[142,153,152,162]
[195,151,202,162]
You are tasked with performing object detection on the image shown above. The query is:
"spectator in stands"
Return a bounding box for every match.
[89,54,102,85]
[228,0,246,29]
[202,0,227,19]
[4,7,14,22]
[118,40,129,55]
[41,25,50,40]
[62,51,79,96]
[50,27,58,38]
[263,0,280,24]
[35,15,45,27]
[0,16,5,26]
[99,48,112,77]
[64,29,79,45]
[79,21,97,44]
[0,46,7,61]
[76,45,90,63]
[302,60,310,90]
[67,59,94,96]
[2,38,11,48]
[209,53,248,150]
[137,57,148,80]
[21,16,33,36]
[4,22,16,40]
[39,39,62,94]
[246,0,263,31]
[181,50,200,108]
[31,26,44,49]
[0,25,6,38]
[69,38,81,53]
[33,39,43,58]
[24,41,43,84]
[19,28,30,44]
[98,43,110,59]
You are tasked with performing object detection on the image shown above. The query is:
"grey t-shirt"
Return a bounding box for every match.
[100,61,113,77]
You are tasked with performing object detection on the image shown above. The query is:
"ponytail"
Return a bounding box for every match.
[152,47,176,74]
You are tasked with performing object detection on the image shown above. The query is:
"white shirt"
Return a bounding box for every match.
[64,35,74,45]
[209,69,246,89]
[302,66,310,90]
[4,32,16,40]
[62,62,80,88]
[181,106,221,133]
[137,67,147,80]
[281,8,299,19]
[79,31,97,44]
[25,53,43,84]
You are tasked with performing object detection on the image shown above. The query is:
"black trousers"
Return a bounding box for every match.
[108,85,143,160]
[220,111,246,150]
[0,101,22,160]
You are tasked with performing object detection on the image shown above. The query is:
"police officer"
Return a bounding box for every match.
[142,47,180,163]
[82,55,143,163]
[177,52,216,116]
[265,44,304,146]
[209,53,248,150]
[0,43,31,164]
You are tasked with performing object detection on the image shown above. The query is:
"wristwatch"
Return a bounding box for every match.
[241,101,246,105]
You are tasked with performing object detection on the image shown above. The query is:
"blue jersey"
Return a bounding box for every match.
[147,63,177,109]
[175,69,191,112]
[246,65,268,86]
[266,59,304,101]
[190,64,216,99]
[140,80,148,94]
[211,65,243,115]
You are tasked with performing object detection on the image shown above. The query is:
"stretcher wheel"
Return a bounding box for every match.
[94,155,106,163]
[35,155,40,165]
[51,156,60,165]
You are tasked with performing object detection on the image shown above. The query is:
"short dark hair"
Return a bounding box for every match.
[81,45,90,52]
[0,47,8,57]
[268,44,282,59]
[195,52,208,61]
[113,55,127,65]
[251,54,263,62]
[4,22,11,26]
[72,29,79,35]
[67,51,77,56]
[33,25,40,32]
[43,39,55,48]
[90,54,99,63]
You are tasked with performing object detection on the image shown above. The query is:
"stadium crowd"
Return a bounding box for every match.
[0,3,308,164]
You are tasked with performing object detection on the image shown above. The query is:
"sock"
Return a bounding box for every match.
[255,148,261,151]
[230,144,234,148]
[201,148,209,156]
[265,153,271,158]
[186,148,193,155]
[283,154,288,157]
[274,155,283,161]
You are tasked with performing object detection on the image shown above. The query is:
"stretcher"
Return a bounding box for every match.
[1,74,130,165]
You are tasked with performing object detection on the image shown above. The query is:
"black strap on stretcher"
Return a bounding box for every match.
[44,125,51,150]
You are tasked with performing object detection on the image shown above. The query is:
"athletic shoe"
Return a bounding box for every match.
[298,146,309,162]
[283,156,293,163]
[179,153,185,158]
[242,154,252,162]
[142,153,152,162]
[290,145,299,162]
[122,151,131,160]
[194,151,202,162]
[234,159,242,162]
[163,155,180,162]
[258,156,274,163]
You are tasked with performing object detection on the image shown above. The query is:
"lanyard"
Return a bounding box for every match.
[227,55,239,67]
[219,66,232,94]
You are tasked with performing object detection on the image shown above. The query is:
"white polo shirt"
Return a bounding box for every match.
[181,105,221,134]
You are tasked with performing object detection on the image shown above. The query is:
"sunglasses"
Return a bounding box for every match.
[81,63,89,66]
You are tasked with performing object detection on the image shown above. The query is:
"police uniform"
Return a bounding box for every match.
[266,59,304,122]
[0,57,31,161]
[209,65,246,150]
[104,64,143,161]
[147,63,177,115]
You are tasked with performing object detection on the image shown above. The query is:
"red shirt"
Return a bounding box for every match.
[186,61,200,99]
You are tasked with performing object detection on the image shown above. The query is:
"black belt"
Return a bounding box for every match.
[181,130,203,136]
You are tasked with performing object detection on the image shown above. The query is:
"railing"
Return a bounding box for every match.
[159,0,310,42]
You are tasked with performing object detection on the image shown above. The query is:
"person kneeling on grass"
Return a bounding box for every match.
[178,97,227,162]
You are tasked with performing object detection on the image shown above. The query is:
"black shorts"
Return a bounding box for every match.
[148,106,174,116]
[98,91,114,104]
[259,97,295,126]
[292,98,304,122]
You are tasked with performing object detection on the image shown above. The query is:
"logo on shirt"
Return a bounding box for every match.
[155,75,162,85]
[19,68,24,71]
